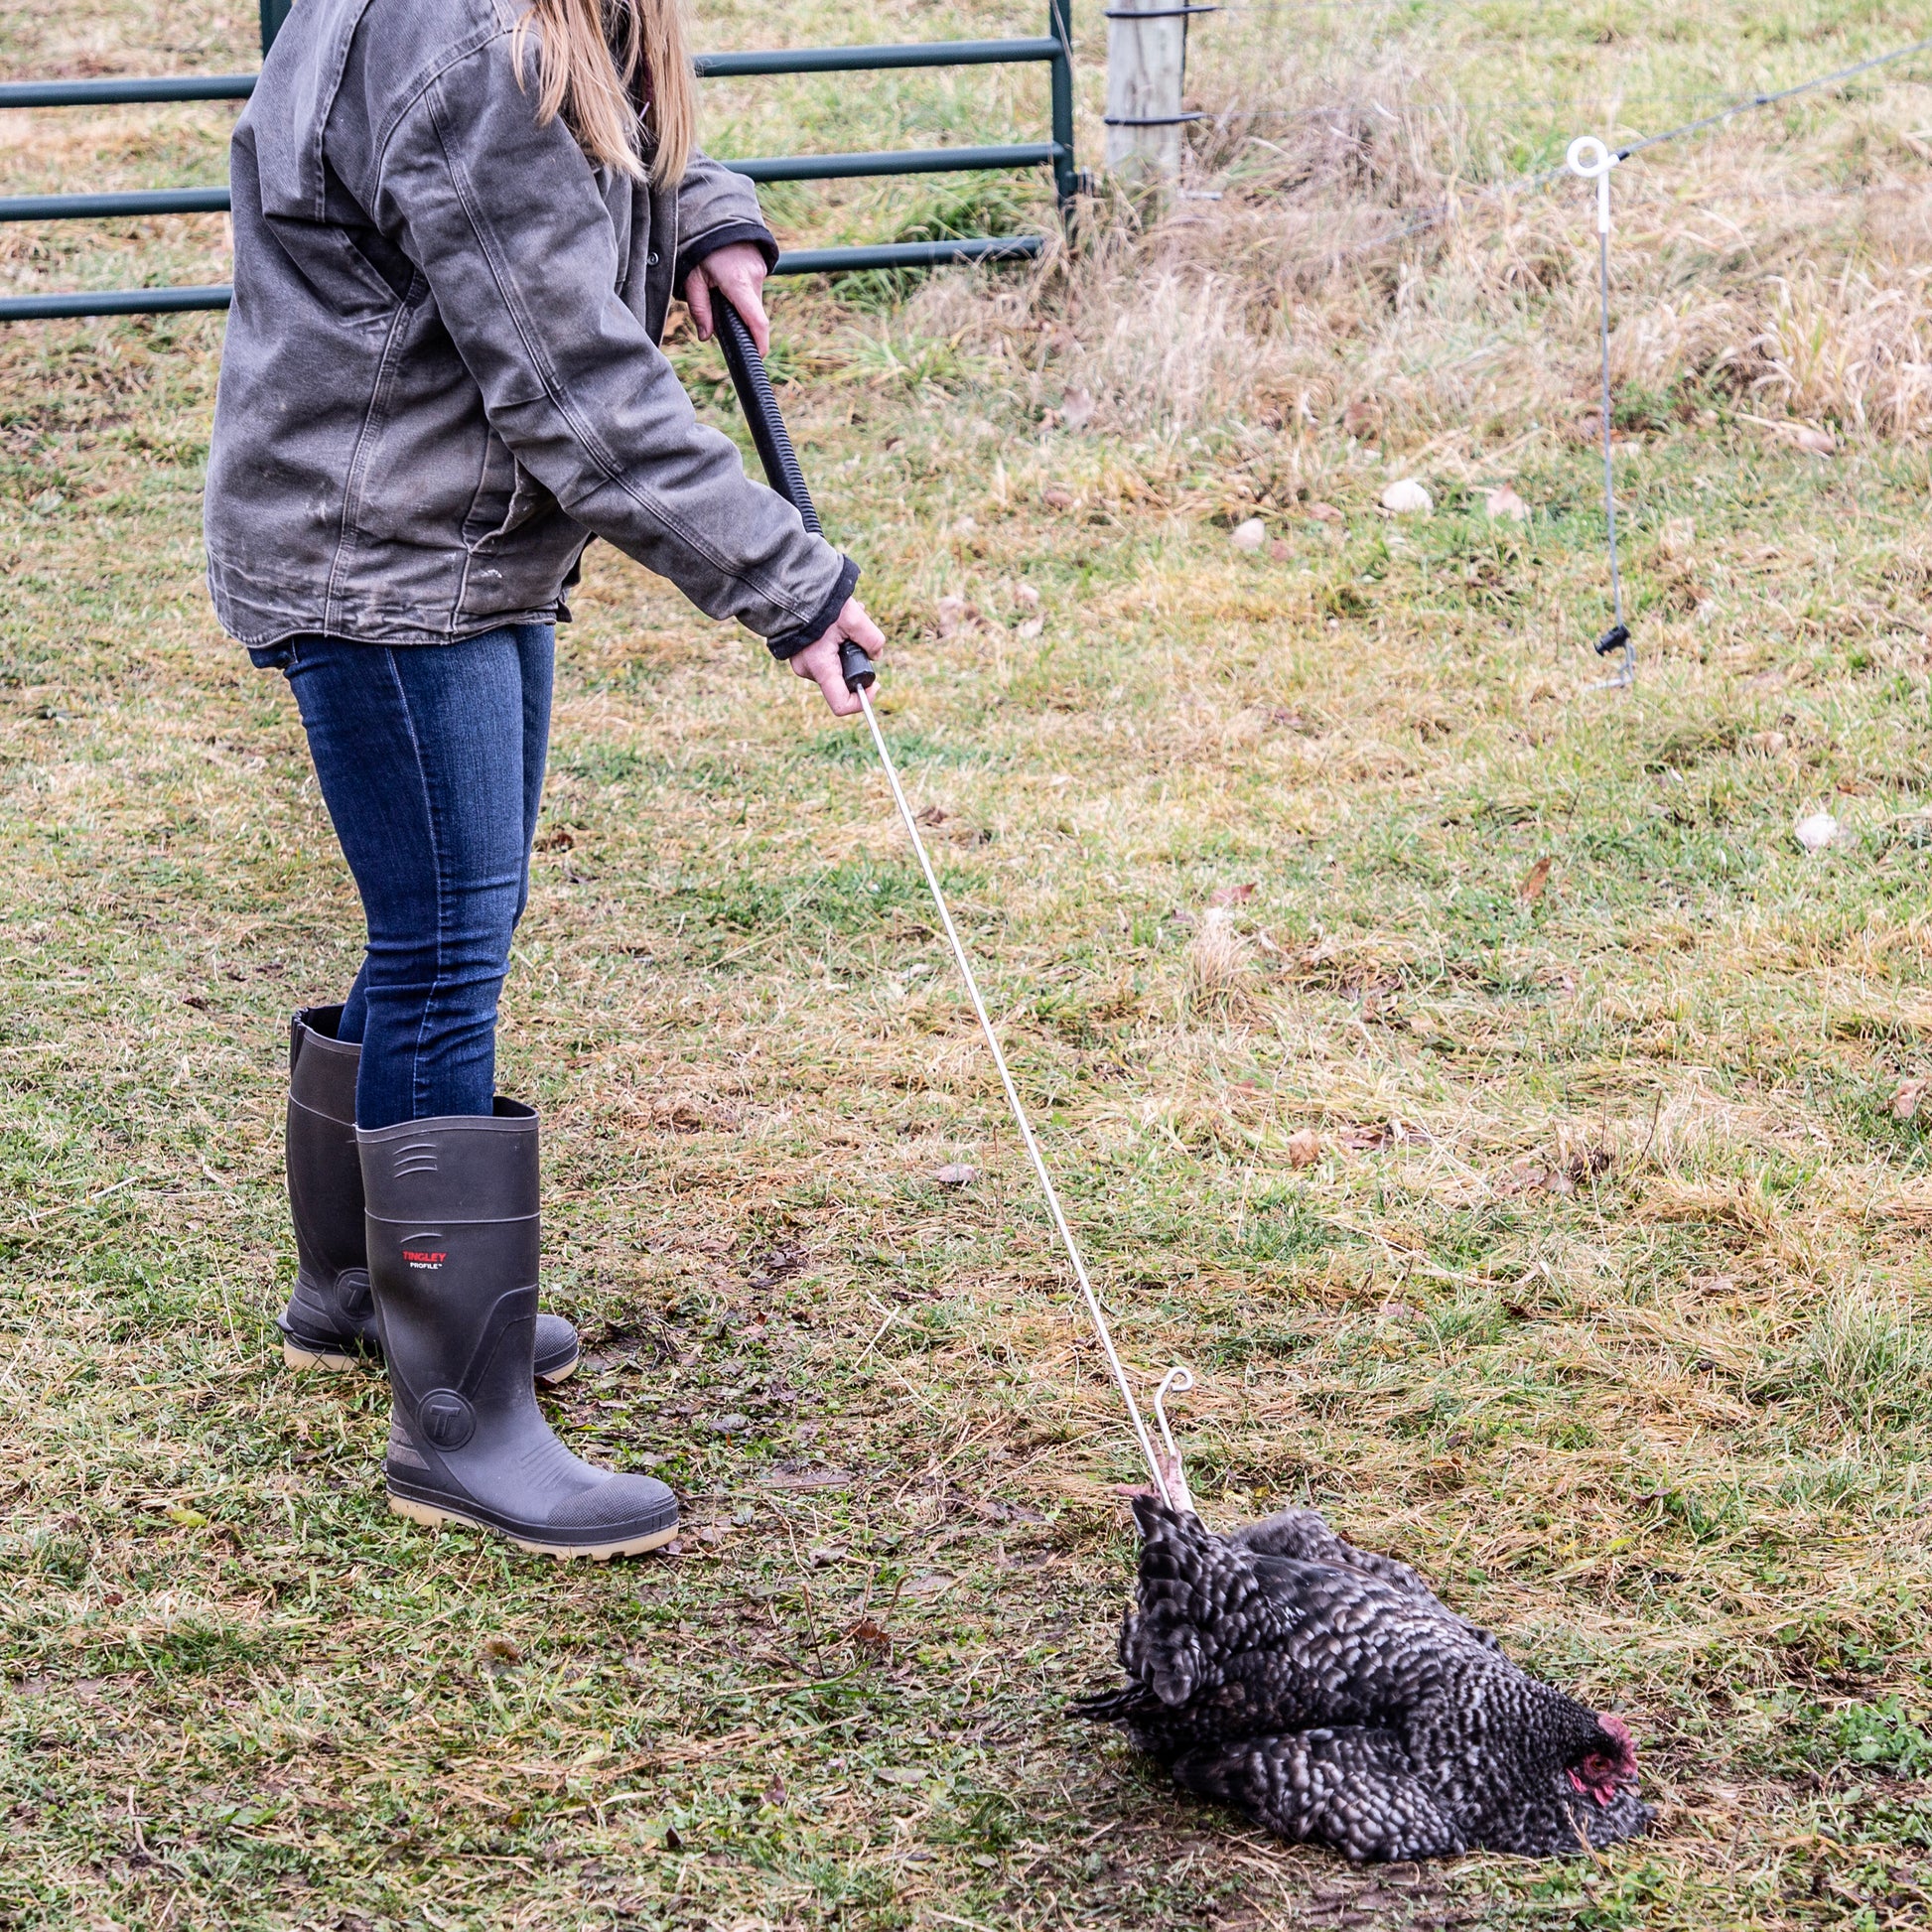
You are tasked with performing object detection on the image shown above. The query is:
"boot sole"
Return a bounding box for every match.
[282,1338,361,1372]
[280,1338,579,1386]
[387,1492,677,1561]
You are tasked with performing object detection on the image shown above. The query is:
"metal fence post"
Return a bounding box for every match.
[260,0,292,57]
[1048,0,1078,216]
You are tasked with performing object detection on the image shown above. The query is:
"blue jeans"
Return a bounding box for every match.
[253,626,555,1130]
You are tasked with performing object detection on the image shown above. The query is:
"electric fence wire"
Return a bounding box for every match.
[1278,31,1932,684]
[1314,30,1932,266]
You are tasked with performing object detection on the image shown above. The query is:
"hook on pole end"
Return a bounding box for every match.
[1152,1366,1197,1515]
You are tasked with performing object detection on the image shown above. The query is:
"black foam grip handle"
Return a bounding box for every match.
[839,638,877,692]
[716,295,822,536]
[716,295,875,694]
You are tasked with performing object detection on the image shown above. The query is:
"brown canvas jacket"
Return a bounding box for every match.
[205,0,856,653]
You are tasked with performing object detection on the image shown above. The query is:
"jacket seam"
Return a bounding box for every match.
[324,293,419,631]
[412,67,824,627]
[363,22,512,206]
[297,0,387,222]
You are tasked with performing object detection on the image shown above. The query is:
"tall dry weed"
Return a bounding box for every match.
[915,58,1932,449]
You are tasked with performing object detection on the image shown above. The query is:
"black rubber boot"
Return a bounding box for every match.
[278,1008,580,1386]
[359,1102,678,1561]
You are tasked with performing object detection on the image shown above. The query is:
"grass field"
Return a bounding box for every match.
[5,1,1932,1927]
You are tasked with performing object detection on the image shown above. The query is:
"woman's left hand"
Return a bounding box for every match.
[683,242,770,355]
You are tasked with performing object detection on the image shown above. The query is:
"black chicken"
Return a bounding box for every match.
[1075,1498,1653,1861]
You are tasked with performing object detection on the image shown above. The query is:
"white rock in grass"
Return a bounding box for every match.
[1231,517,1267,552]
[1795,810,1841,854]
[1380,479,1434,515]
[1485,484,1530,522]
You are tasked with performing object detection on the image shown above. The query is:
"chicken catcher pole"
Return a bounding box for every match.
[713,292,1192,1514]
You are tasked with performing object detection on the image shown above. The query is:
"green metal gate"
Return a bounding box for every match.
[0,3,1078,322]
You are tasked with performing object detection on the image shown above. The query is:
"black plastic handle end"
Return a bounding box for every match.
[1593,621,1632,657]
[840,638,877,693]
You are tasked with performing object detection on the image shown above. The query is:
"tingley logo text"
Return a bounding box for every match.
[403,1249,448,1268]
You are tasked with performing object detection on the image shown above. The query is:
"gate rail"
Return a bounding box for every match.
[0,6,1077,322]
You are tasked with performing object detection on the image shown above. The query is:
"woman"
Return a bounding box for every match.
[205,0,885,1560]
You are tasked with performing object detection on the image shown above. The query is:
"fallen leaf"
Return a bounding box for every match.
[936,595,979,638]
[1794,810,1841,854]
[1231,517,1267,552]
[1745,414,1839,457]
[1517,856,1554,904]
[1891,1078,1929,1122]
[1041,485,1075,510]
[914,804,949,826]
[1485,484,1530,522]
[1059,385,1093,430]
[664,1825,683,1851]
[933,1164,977,1188]
[1343,397,1382,439]
[1500,1148,1610,1196]
[1500,1158,1569,1197]
[1287,1127,1321,1169]
[1379,479,1433,515]
[166,1506,207,1528]
[1015,584,1040,609]
[1308,502,1344,523]
[847,1617,894,1649]
[763,1775,788,1806]
[1567,1147,1613,1186]
[1208,883,1257,906]
[1269,538,1290,562]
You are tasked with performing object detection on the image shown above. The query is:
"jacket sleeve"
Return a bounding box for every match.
[673,149,779,287]
[368,40,851,650]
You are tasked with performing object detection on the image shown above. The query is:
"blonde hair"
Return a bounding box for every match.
[512,0,695,188]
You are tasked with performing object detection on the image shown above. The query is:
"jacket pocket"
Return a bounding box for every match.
[263,212,408,324]
[461,431,552,551]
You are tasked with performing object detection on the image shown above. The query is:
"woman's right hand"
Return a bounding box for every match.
[789,598,886,718]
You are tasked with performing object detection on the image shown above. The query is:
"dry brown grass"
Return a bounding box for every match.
[2,1,1931,1928]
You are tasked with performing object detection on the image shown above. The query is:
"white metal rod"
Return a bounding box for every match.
[856,684,1173,1504]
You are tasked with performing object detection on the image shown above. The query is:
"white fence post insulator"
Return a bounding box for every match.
[1568,134,1635,693]
[1105,2,1211,183]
